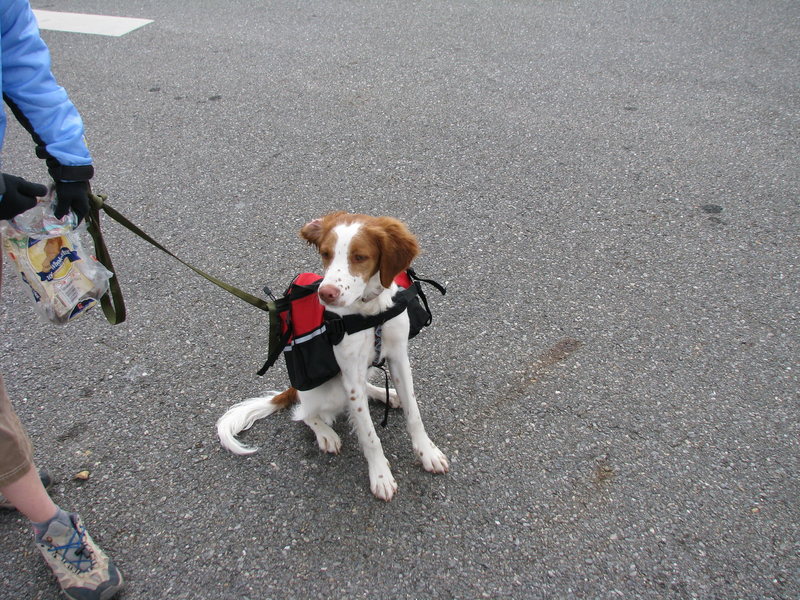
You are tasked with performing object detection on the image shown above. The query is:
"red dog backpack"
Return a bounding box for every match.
[258,269,445,391]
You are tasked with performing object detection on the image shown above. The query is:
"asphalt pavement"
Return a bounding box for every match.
[1,1,797,598]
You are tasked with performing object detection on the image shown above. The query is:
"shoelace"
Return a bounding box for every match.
[46,523,94,573]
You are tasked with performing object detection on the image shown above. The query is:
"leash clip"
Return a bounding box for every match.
[262,285,277,301]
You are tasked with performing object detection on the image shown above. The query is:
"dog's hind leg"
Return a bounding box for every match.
[291,379,347,455]
[366,382,400,408]
[303,417,342,454]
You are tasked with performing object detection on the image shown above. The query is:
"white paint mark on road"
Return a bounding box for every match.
[32,10,152,37]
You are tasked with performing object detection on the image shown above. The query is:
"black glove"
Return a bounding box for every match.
[0,174,48,221]
[54,180,91,224]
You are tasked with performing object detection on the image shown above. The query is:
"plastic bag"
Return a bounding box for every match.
[1,189,112,324]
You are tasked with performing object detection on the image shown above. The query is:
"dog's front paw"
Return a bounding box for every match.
[316,429,342,454]
[416,442,450,474]
[369,463,398,501]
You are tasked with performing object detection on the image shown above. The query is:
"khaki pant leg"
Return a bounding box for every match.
[0,243,36,488]
[0,376,35,487]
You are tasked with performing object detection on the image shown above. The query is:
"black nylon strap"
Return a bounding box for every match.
[323,284,421,344]
[257,324,291,376]
[407,267,447,295]
[374,361,392,428]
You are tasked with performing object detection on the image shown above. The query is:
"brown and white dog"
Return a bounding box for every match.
[217,212,448,501]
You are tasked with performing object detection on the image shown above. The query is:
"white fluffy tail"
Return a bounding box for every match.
[216,392,286,455]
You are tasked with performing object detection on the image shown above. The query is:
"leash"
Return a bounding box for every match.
[86,193,270,325]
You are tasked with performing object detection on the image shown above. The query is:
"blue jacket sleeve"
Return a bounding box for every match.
[0,0,93,180]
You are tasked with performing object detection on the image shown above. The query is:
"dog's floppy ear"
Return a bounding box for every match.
[373,217,419,288]
[299,218,324,248]
[300,211,348,247]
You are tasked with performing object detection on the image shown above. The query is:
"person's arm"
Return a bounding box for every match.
[0,0,92,220]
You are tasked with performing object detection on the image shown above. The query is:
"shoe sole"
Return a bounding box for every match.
[61,569,125,600]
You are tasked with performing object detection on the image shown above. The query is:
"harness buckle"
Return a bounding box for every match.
[324,315,346,345]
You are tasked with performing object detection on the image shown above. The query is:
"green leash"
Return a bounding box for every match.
[86,193,270,325]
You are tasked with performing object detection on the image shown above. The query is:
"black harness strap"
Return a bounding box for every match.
[406,267,446,295]
[323,283,421,345]
[406,268,445,330]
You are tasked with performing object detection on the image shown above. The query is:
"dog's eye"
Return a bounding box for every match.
[353,254,369,263]
[320,251,331,261]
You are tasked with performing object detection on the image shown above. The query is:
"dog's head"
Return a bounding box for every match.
[300,212,419,308]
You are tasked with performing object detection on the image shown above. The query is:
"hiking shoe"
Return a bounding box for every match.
[0,468,53,509]
[35,512,124,600]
